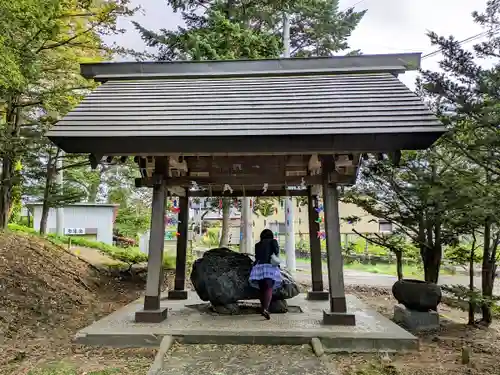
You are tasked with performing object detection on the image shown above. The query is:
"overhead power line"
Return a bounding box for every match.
[342,0,370,11]
[422,29,499,60]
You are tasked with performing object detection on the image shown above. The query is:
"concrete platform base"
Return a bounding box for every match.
[307,291,330,301]
[168,290,188,300]
[393,304,440,332]
[135,307,168,323]
[75,294,418,353]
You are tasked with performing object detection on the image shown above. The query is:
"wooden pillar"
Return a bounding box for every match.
[135,157,169,323]
[169,189,189,300]
[321,157,356,326]
[306,186,328,300]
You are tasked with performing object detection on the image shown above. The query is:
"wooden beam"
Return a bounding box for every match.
[135,173,352,188]
[189,189,309,197]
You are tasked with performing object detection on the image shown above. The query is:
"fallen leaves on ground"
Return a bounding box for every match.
[0,232,172,374]
[332,288,500,375]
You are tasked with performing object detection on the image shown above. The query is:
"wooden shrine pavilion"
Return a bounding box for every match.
[47,53,445,326]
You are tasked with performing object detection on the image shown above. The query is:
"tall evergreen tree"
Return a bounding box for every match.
[134,0,365,246]
[417,0,500,325]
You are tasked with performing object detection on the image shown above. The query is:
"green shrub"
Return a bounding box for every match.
[201,228,220,247]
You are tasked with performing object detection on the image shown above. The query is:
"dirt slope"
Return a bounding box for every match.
[0,232,147,372]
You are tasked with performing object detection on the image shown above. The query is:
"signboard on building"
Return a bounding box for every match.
[64,227,86,235]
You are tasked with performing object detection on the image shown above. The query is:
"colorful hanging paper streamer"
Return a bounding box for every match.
[274,232,279,238]
[315,205,323,213]
[173,199,177,208]
[315,217,323,224]
[165,218,179,226]
[219,198,223,209]
[316,230,326,240]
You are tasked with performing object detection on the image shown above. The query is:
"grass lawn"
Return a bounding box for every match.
[296,257,454,278]
[343,261,426,278]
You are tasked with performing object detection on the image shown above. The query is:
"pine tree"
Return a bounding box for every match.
[133,0,365,246]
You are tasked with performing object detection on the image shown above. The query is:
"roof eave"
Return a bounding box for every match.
[80,53,422,81]
[90,66,409,83]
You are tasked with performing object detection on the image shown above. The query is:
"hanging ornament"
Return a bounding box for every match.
[286,219,290,226]
[315,205,323,213]
[173,199,178,208]
[219,198,223,209]
[262,183,268,193]
[223,183,233,194]
[274,231,279,238]
[315,217,323,224]
[175,232,180,237]
[317,230,326,240]
[191,181,199,190]
[300,177,306,190]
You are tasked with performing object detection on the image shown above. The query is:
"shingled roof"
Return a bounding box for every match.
[47,53,445,155]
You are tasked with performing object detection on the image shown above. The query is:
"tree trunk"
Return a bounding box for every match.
[0,158,12,229]
[481,220,495,326]
[395,250,403,281]
[0,100,21,229]
[423,248,441,284]
[219,197,231,247]
[40,155,55,235]
[468,238,476,325]
[88,181,99,203]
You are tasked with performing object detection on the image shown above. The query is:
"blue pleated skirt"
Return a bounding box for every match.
[249,263,282,289]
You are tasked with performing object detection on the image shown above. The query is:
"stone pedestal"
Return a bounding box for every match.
[135,308,169,323]
[307,291,329,301]
[393,304,439,332]
[168,290,188,300]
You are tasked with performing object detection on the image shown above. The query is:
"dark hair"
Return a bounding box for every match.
[260,229,274,240]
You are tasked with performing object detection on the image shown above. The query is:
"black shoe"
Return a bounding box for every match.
[262,309,271,320]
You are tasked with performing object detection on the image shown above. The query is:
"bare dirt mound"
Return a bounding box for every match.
[0,232,148,372]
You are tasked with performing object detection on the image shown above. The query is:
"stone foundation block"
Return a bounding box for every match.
[393,304,439,332]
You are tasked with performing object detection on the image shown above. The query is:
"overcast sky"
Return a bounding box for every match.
[106,0,488,90]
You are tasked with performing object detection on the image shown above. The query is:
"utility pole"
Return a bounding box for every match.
[55,150,64,236]
[283,13,291,58]
[283,12,296,274]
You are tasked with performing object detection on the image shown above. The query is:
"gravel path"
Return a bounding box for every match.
[160,343,337,375]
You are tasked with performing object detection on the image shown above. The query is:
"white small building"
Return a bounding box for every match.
[27,203,118,244]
